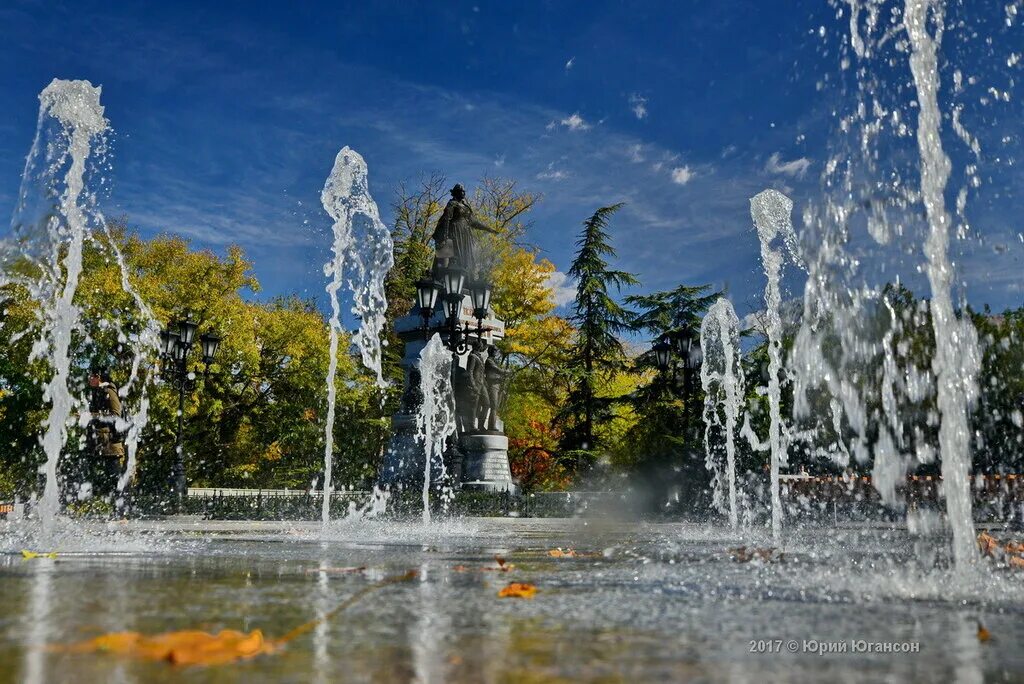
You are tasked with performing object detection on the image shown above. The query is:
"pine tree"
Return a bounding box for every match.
[558,204,638,466]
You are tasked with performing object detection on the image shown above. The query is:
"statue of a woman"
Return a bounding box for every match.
[430,184,498,279]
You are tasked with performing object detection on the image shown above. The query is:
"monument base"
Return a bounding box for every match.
[459,433,517,494]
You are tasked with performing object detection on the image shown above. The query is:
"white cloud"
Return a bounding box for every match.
[628,144,644,163]
[560,112,590,131]
[670,166,695,185]
[565,56,575,71]
[629,93,648,120]
[536,162,569,181]
[545,270,576,307]
[765,152,812,178]
[494,153,505,167]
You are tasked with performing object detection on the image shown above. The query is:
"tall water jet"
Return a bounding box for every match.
[700,298,745,529]
[11,80,108,527]
[319,147,396,524]
[416,334,456,525]
[904,0,979,566]
[5,80,163,523]
[750,188,800,541]
[795,0,987,569]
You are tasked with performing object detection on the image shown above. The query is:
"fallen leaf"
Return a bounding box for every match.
[729,546,784,563]
[977,532,1001,557]
[547,548,600,559]
[21,550,57,560]
[54,570,420,667]
[977,621,991,642]
[453,565,470,572]
[61,629,273,666]
[1009,555,1024,570]
[498,582,537,599]
[483,555,515,572]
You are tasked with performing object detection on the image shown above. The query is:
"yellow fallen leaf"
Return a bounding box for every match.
[61,629,273,666]
[54,570,421,668]
[21,550,57,560]
[498,582,537,599]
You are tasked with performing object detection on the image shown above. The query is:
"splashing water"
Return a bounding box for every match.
[904,0,979,567]
[794,0,988,569]
[319,147,396,524]
[23,82,105,528]
[700,298,745,529]
[416,335,456,525]
[750,188,800,542]
[4,80,162,525]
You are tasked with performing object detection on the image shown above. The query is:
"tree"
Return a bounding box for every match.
[558,204,638,467]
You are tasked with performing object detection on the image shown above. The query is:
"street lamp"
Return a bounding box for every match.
[416,277,441,332]
[653,336,673,371]
[199,332,221,365]
[468,279,492,324]
[160,315,222,506]
[440,265,466,299]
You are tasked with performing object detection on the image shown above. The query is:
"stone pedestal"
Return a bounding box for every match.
[460,433,516,493]
[380,295,517,494]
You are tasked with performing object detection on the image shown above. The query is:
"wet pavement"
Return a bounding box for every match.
[1,517,1023,683]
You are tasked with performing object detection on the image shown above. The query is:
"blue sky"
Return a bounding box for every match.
[1,0,1021,330]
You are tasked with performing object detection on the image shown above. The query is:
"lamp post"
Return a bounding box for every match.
[417,264,493,354]
[652,327,703,446]
[160,315,221,505]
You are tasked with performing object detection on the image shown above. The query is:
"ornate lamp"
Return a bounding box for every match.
[441,265,466,298]
[686,341,704,370]
[468,280,492,322]
[672,327,695,356]
[444,292,464,321]
[173,338,188,363]
[178,316,199,347]
[160,327,180,356]
[199,332,221,365]
[416,277,441,316]
[653,336,673,371]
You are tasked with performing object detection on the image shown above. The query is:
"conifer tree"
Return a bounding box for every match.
[558,203,638,466]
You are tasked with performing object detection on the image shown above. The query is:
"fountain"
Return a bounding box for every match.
[700,297,745,529]
[750,188,802,541]
[415,334,457,524]
[319,146,395,524]
[2,2,1024,679]
[4,79,160,529]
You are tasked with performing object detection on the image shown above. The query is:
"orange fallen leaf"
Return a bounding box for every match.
[1009,555,1024,570]
[483,555,515,572]
[498,582,537,599]
[978,532,1001,557]
[61,629,273,666]
[977,622,991,642]
[453,565,470,572]
[54,570,420,667]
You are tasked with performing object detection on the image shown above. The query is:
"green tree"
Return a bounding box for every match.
[558,204,638,468]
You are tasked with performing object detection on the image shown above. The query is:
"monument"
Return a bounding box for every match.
[381,183,517,493]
